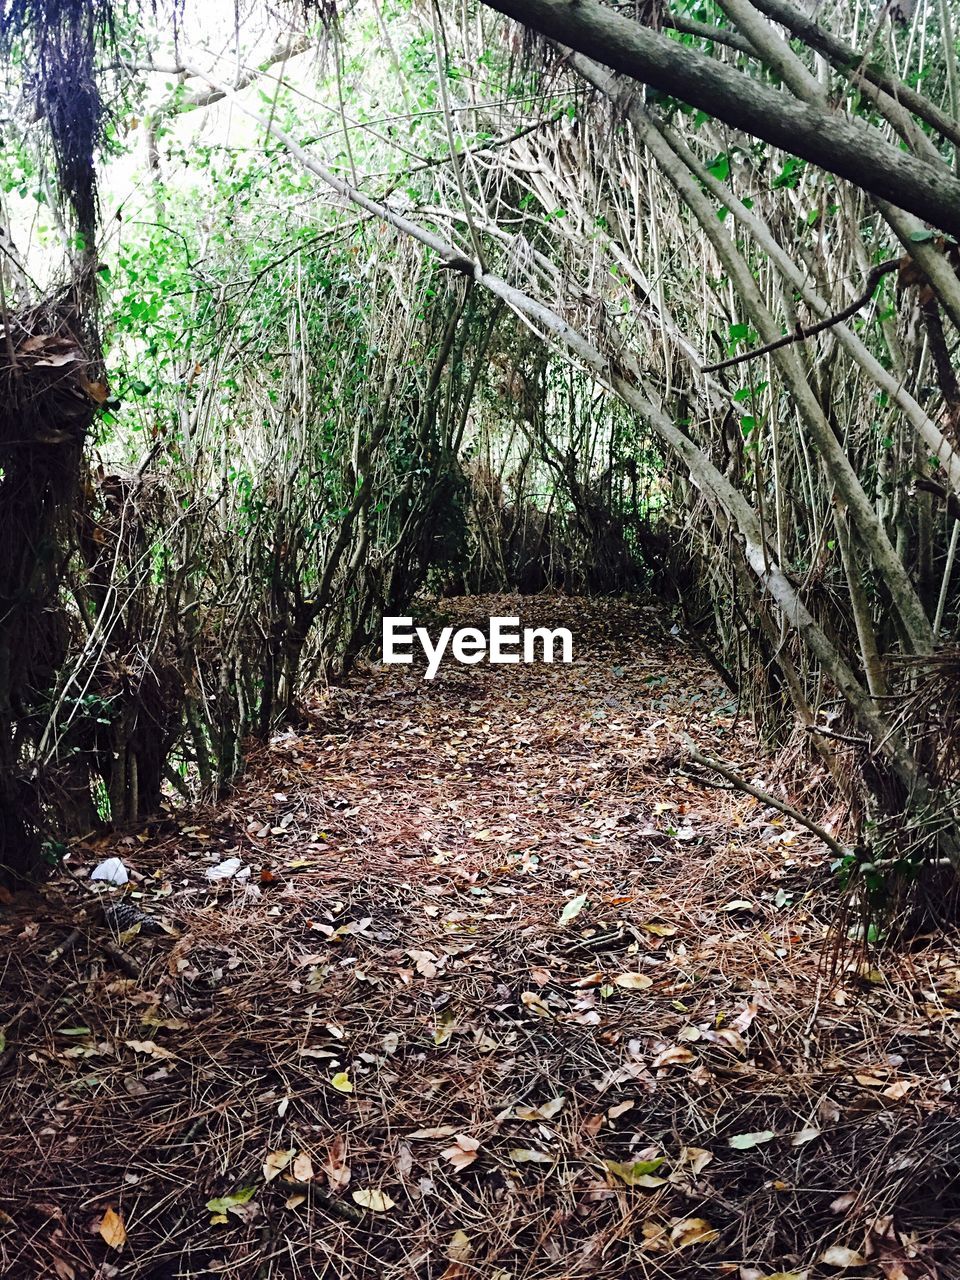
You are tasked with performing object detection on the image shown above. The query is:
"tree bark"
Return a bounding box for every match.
[478,0,960,238]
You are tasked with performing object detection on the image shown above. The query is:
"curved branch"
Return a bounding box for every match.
[701,259,900,374]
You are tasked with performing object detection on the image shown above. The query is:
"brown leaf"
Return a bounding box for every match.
[441,1134,480,1172]
[651,1045,696,1068]
[351,1188,395,1212]
[407,949,438,978]
[614,972,654,990]
[514,1095,564,1121]
[820,1246,868,1269]
[263,1148,295,1183]
[124,1039,174,1059]
[677,1146,713,1175]
[98,1206,126,1249]
[670,1217,718,1249]
[80,376,109,404]
[323,1135,351,1191]
[409,1125,458,1139]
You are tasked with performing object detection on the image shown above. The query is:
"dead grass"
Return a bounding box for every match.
[1,597,958,1280]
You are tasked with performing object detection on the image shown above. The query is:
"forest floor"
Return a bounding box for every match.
[1,597,959,1280]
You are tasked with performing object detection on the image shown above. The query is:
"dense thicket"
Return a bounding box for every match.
[1,0,959,920]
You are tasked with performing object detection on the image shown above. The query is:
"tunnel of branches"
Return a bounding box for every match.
[2,0,960,927]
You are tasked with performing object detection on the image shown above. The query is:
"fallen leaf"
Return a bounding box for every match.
[558,893,588,926]
[509,1147,555,1163]
[855,1073,887,1088]
[323,1136,350,1191]
[514,1095,564,1121]
[441,1134,480,1171]
[651,1045,695,1068]
[408,949,438,978]
[677,1146,713,1175]
[519,990,551,1016]
[263,1148,295,1182]
[207,1187,257,1217]
[670,1217,719,1248]
[124,1039,174,1060]
[331,1071,354,1094]
[820,1246,868,1268]
[292,1152,314,1181]
[791,1126,821,1146]
[614,972,654,990]
[707,1026,750,1054]
[446,1229,472,1261]
[605,1157,666,1187]
[641,922,677,937]
[728,1130,776,1150]
[640,1219,670,1252]
[81,377,109,405]
[830,1193,857,1213]
[98,1206,126,1249]
[878,1262,909,1280]
[435,1008,458,1045]
[351,1188,395,1212]
[730,1000,760,1033]
[410,1125,458,1139]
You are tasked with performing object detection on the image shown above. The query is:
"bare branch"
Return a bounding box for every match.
[701,259,900,374]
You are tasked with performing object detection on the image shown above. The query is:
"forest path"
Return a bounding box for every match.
[2,597,957,1280]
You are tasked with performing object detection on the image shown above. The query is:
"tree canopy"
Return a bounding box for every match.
[1,0,960,901]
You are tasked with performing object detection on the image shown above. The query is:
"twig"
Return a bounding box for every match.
[683,741,848,859]
[96,936,142,979]
[46,927,82,966]
[804,724,870,747]
[701,259,899,373]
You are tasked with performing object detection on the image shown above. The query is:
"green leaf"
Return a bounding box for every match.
[706,153,730,182]
[728,1129,776,1150]
[605,1157,667,1186]
[910,229,936,243]
[558,893,588,926]
[206,1186,257,1214]
[434,1008,457,1045]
